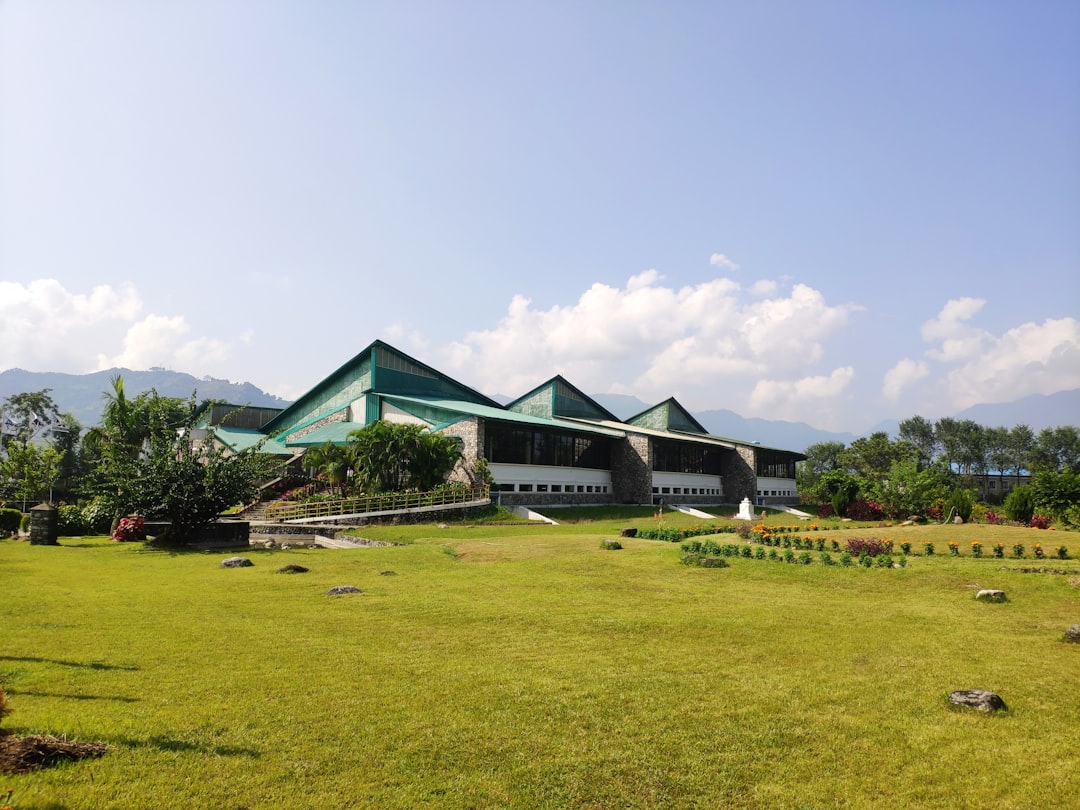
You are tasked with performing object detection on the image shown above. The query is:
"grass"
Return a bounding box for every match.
[2,519,1079,809]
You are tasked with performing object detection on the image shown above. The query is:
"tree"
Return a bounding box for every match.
[796,441,846,498]
[984,426,1011,503]
[1030,426,1080,472]
[872,460,954,519]
[839,432,904,484]
[1030,468,1080,522]
[0,443,64,509]
[898,415,937,469]
[815,468,859,518]
[304,442,351,497]
[1008,424,1035,480]
[347,421,461,493]
[1,389,62,450]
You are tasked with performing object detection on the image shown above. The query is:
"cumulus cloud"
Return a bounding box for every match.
[939,317,1080,408]
[747,367,857,426]
[915,298,1080,409]
[882,358,930,402]
[438,272,860,419]
[0,278,248,379]
[709,253,739,271]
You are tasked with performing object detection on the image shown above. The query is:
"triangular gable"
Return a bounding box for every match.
[626,397,708,435]
[507,376,619,422]
[262,340,500,436]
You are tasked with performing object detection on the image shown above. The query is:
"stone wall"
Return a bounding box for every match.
[612,435,652,504]
[286,410,348,443]
[439,417,485,486]
[726,447,758,504]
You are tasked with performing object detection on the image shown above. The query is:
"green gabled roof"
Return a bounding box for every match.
[382,395,625,438]
[261,340,500,436]
[506,376,620,422]
[626,398,709,435]
[211,426,294,456]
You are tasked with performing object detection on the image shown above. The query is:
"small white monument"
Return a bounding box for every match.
[736,497,757,521]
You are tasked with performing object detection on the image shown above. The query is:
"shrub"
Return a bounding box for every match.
[1056,546,1069,560]
[846,499,885,522]
[948,541,959,556]
[740,545,752,558]
[970,542,982,558]
[1004,486,1036,524]
[698,556,729,568]
[798,551,813,565]
[993,543,1005,558]
[768,549,779,561]
[900,542,911,555]
[112,515,146,543]
[924,543,935,556]
[0,507,22,536]
[859,553,873,568]
[1012,543,1025,559]
[816,504,836,519]
[57,504,89,536]
[1030,514,1051,530]
[819,552,834,566]
[876,553,893,568]
[734,523,751,539]
[783,549,795,564]
[754,546,766,560]
[946,488,975,523]
[81,497,114,534]
[845,537,891,557]
[985,509,1002,525]
[831,540,841,552]
[839,552,853,567]
[600,539,622,550]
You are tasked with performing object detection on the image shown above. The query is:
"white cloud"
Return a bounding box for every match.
[921,297,990,361]
[0,279,142,373]
[709,253,739,271]
[939,317,1080,408]
[882,358,930,402]
[438,273,860,419]
[750,279,777,296]
[0,278,247,379]
[747,367,857,427]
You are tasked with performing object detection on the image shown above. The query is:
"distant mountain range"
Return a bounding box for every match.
[0,368,290,428]
[2,367,1076,453]
[589,390,1080,453]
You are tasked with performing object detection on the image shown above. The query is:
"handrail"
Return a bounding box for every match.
[262,485,490,522]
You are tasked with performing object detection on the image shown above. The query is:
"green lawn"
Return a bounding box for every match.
[2,521,1078,809]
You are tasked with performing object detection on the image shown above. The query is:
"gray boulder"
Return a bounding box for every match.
[1064,624,1080,643]
[221,556,253,568]
[948,690,1007,712]
[975,589,1007,602]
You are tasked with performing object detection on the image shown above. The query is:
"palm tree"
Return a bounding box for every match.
[303,442,351,497]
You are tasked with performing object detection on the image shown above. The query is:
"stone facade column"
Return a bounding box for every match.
[726,447,758,504]
[612,435,652,504]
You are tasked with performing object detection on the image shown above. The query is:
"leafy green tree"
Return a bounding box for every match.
[304,442,352,497]
[1,389,62,449]
[839,432,905,484]
[1030,426,1080,472]
[898,415,937,469]
[1030,468,1080,521]
[984,426,1011,502]
[1008,424,1035,479]
[347,421,461,493]
[871,460,953,519]
[115,400,273,544]
[0,443,64,509]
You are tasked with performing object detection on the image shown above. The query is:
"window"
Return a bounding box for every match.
[519,484,533,492]
[551,485,562,493]
[536,484,548,492]
[485,426,611,469]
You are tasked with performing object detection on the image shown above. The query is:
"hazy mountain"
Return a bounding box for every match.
[0,368,291,428]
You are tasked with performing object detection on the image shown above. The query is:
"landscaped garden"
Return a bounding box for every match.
[3,512,1078,808]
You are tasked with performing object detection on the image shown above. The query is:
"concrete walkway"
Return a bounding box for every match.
[769,504,814,519]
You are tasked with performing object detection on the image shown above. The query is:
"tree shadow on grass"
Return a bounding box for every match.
[110,734,260,759]
[0,656,139,672]
[7,689,139,703]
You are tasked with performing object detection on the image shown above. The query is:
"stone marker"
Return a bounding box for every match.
[948,690,1006,712]
[735,497,756,521]
[1064,624,1080,643]
[221,556,253,568]
[975,589,1007,602]
[326,585,363,595]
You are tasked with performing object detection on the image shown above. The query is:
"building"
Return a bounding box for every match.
[207,340,805,507]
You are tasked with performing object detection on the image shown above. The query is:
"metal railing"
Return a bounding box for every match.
[262,485,490,523]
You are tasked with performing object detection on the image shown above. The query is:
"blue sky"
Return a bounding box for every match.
[2,1,1078,431]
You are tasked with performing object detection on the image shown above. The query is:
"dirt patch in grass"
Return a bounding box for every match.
[0,730,107,774]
